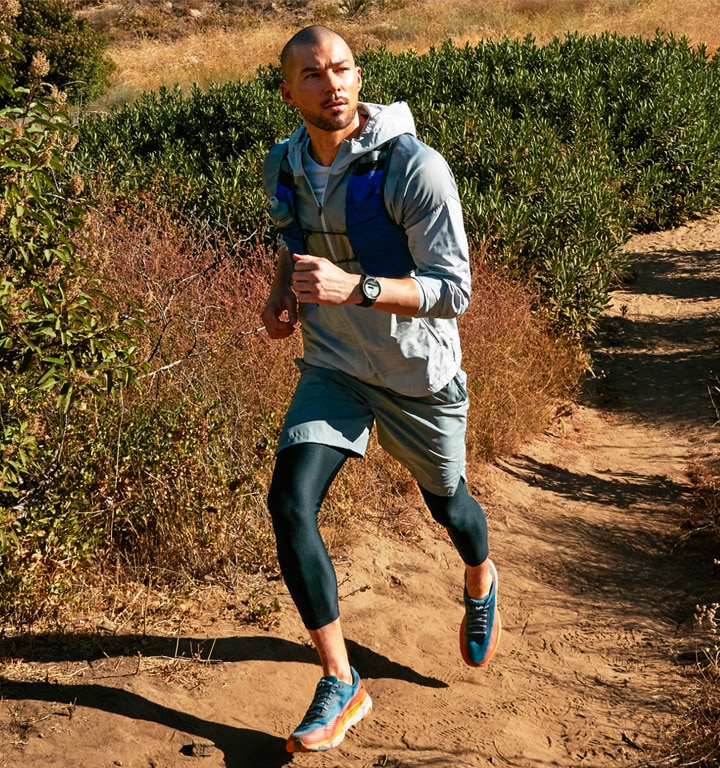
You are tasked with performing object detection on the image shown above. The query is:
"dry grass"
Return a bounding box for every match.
[637,458,720,768]
[641,673,720,768]
[87,0,720,107]
[0,198,579,630]
[687,461,720,540]
[99,26,285,105]
[461,262,583,460]
[81,205,451,561]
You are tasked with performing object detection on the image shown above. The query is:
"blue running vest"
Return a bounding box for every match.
[274,136,416,278]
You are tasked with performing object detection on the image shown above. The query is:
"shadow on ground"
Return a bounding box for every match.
[498,450,717,617]
[0,635,446,767]
[0,633,446,688]
[0,676,291,768]
[583,246,720,432]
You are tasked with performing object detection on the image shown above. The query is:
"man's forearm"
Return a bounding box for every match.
[270,247,293,291]
[292,253,421,315]
[348,275,420,316]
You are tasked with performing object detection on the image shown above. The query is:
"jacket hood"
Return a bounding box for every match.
[285,101,417,175]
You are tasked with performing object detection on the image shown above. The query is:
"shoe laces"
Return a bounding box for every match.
[465,593,491,639]
[300,677,340,724]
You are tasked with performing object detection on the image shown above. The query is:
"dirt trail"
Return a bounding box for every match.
[1,213,720,768]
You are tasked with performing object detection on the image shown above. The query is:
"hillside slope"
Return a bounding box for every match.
[1,212,719,767]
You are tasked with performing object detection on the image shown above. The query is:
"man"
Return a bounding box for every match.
[261,25,500,754]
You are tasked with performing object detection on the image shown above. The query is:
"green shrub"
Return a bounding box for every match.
[77,33,720,339]
[5,0,115,105]
[358,34,720,333]
[79,72,290,241]
[0,46,141,621]
[358,34,720,232]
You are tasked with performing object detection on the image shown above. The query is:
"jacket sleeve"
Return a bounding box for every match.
[384,136,471,319]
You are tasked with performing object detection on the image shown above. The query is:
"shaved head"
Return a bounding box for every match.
[281,25,352,81]
[278,25,362,150]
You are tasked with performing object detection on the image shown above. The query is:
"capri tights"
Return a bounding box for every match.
[267,443,489,631]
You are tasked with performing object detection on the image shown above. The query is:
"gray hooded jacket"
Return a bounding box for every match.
[263,101,471,397]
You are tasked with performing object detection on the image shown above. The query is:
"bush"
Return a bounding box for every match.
[78,33,720,339]
[0,46,141,622]
[4,0,115,105]
[78,70,290,243]
[0,204,300,622]
[360,34,720,233]
[359,34,720,333]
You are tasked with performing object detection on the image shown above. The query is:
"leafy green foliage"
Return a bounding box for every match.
[5,0,115,105]
[78,33,720,339]
[79,70,291,242]
[0,46,142,619]
[359,34,720,334]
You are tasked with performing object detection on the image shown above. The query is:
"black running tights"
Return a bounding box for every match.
[267,443,489,631]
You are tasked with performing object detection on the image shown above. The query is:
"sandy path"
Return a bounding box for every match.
[1,213,719,768]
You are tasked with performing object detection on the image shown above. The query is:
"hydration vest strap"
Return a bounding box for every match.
[346,136,400,213]
[273,136,415,278]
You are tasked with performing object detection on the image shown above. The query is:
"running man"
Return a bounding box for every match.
[261,25,500,753]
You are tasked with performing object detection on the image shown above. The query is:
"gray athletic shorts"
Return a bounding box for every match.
[277,360,469,496]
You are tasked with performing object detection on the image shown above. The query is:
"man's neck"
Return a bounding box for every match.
[306,112,366,167]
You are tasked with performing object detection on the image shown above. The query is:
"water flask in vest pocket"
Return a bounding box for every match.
[269,196,294,228]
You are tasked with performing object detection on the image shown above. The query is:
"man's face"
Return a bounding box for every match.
[280,36,362,135]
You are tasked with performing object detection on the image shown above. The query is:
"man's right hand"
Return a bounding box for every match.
[261,287,299,339]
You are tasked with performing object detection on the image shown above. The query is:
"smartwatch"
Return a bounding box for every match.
[359,276,381,307]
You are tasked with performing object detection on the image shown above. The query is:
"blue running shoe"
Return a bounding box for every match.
[460,559,501,667]
[286,667,372,753]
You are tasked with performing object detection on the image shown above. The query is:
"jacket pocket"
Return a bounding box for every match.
[373,315,459,395]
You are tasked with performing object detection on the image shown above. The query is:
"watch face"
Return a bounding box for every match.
[364,277,381,300]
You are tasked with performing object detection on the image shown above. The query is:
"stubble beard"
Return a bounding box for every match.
[305,102,358,133]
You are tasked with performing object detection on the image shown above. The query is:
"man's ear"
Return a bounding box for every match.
[280,82,295,107]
